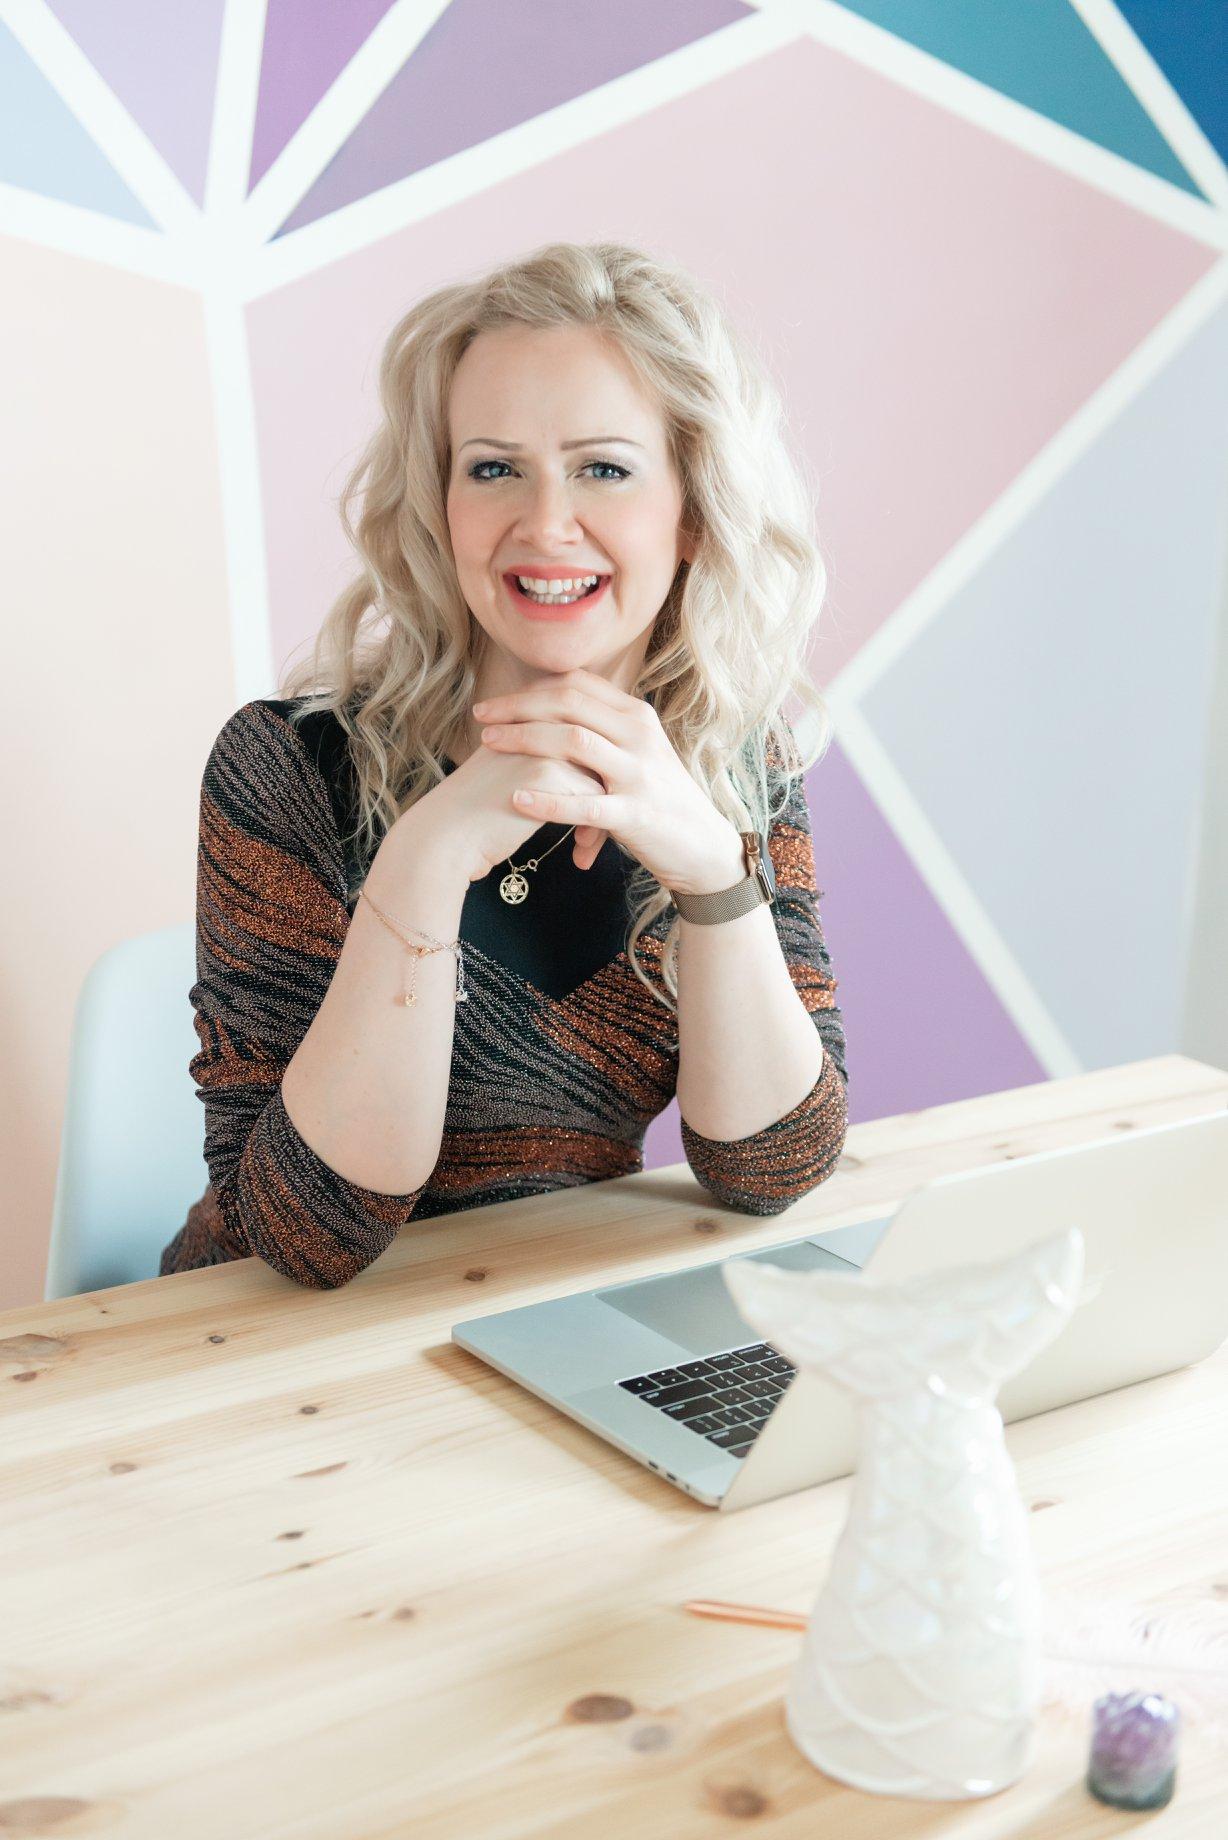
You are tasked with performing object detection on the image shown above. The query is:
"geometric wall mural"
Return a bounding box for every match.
[1114,0,1228,166]
[860,299,1228,1082]
[246,31,1223,696]
[270,0,754,235]
[835,0,1211,197]
[39,0,227,207]
[2,0,1226,1304]
[251,0,401,193]
[1,16,158,221]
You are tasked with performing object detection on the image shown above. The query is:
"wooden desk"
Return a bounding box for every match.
[3,1055,1227,1837]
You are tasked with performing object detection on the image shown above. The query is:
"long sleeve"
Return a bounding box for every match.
[679,739,849,1217]
[159,700,426,1287]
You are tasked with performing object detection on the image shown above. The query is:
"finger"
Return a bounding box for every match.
[513,785,613,826]
[486,719,622,781]
[571,822,602,871]
[574,834,608,870]
[492,667,632,714]
[478,687,647,755]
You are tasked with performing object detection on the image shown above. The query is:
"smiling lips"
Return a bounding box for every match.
[503,572,611,621]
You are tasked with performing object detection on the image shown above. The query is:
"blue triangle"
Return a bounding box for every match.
[1114,0,1228,169]
[836,0,1209,200]
[0,20,157,227]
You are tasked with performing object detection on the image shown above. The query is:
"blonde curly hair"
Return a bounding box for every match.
[279,238,835,1016]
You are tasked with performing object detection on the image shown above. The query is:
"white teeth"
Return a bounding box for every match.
[515,574,599,595]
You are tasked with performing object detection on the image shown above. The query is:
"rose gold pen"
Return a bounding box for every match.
[683,1598,807,1632]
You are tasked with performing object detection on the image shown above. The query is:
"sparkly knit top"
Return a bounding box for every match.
[158,697,850,1288]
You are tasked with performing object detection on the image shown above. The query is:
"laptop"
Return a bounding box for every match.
[452,1109,1228,1510]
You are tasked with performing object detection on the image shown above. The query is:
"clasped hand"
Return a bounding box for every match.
[473,668,745,896]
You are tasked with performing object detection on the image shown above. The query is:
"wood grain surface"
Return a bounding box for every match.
[2,1054,1226,1838]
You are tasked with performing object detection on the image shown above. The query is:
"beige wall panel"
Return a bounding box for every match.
[0,238,237,1308]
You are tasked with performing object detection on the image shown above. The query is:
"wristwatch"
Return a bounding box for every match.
[670,830,776,924]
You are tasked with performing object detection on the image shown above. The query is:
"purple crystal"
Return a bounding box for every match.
[1087,1691,1180,1810]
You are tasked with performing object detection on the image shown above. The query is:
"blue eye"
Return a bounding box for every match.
[468,459,630,482]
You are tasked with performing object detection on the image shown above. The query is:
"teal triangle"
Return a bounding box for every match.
[0,20,156,226]
[835,0,1209,200]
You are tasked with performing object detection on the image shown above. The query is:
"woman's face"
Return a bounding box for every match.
[445,323,693,689]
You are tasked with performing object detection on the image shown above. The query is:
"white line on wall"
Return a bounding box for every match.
[825,694,1084,1078]
[788,0,1226,243]
[1069,0,1228,209]
[240,0,453,256]
[1,0,202,237]
[242,4,799,296]
[830,260,1228,706]
[202,285,276,705]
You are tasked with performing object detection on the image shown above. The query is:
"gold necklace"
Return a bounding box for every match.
[499,825,577,904]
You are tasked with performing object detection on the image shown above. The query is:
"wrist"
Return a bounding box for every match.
[669,824,748,898]
[376,804,473,899]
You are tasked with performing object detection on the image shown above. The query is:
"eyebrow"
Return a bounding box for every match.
[458,436,645,453]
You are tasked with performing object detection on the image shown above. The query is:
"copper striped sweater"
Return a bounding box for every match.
[159,698,849,1287]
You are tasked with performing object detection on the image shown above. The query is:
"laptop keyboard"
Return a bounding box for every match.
[617,1341,796,1462]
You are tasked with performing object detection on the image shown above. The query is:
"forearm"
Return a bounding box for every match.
[675,829,825,1141]
[280,806,471,1195]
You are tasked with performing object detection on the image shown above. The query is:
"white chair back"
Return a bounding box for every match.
[46,922,206,1298]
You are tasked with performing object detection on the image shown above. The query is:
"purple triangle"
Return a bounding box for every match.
[276,0,750,237]
[250,0,400,192]
[46,0,225,206]
[808,739,1046,1123]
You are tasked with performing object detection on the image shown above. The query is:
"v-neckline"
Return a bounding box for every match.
[459,938,632,1005]
[430,750,667,1002]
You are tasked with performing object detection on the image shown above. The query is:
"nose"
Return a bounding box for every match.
[511,476,587,553]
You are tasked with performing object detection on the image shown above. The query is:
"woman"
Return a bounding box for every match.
[160,240,849,1286]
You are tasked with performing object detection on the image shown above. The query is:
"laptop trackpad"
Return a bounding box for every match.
[595,1238,855,1358]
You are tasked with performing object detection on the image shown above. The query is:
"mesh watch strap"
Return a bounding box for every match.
[670,831,776,924]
